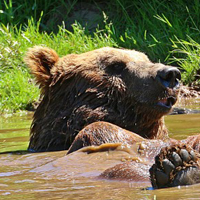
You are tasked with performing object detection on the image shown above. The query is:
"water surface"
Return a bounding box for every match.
[0,100,200,200]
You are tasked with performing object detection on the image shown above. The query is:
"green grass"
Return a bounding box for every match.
[1,0,200,61]
[0,0,200,113]
[0,67,39,113]
[171,36,200,85]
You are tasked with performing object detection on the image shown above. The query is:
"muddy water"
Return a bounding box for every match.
[0,101,200,199]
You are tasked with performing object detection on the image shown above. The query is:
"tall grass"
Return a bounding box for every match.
[171,36,200,85]
[105,0,200,62]
[0,0,57,25]
[0,67,39,112]
[1,1,200,61]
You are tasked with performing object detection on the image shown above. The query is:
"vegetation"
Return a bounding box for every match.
[0,0,200,113]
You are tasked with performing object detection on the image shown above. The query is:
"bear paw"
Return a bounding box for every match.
[149,144,200,189]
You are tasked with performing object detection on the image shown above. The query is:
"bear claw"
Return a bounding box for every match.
[150,144,200,188]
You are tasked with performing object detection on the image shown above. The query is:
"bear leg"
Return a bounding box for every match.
[67,121,145,154]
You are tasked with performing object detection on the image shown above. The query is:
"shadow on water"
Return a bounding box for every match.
[0,98,200,199]
[0,150,30,155]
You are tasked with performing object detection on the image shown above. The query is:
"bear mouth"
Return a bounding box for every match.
[157,97,177,109]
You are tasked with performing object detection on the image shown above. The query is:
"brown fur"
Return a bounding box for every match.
[25,46,180,152]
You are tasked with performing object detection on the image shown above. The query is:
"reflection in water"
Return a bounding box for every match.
[0,108,200,199]
[166,113,200,140]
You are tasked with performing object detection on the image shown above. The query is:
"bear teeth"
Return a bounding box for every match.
[157,97,176,108]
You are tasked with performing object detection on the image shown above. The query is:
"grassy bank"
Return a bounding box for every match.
[0,0,200,113]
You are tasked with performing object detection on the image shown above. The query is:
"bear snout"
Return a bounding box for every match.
[156,67,181,89]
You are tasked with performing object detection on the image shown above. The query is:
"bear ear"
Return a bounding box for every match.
[24,46,59,88]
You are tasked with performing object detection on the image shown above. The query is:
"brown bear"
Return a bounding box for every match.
[25,46,200,188]
[25,46,181,151]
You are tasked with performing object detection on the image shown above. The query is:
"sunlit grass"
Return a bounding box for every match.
[0,67,40,113]
[170,36,200,85]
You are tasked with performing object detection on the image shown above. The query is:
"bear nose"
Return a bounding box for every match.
[156,67,181,89]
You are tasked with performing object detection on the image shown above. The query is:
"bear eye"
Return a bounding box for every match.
[106,62,126,75]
